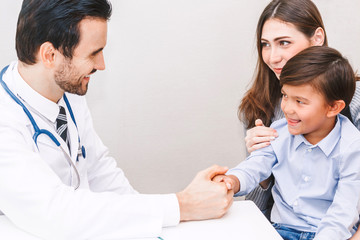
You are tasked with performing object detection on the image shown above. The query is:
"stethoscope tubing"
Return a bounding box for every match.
[0,65,82,189]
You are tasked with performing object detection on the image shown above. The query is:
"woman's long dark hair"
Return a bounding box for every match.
[239,0,327,128]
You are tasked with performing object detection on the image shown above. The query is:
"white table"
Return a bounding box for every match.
[0,201,282,240]
[158,200,282,240]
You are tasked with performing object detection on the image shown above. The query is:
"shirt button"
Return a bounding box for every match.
[293,200,298,206]
[304,176,310,182]
[307,148,312,152]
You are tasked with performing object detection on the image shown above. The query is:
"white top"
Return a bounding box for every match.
[0,61,180,240]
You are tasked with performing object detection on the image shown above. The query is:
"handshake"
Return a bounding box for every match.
[176,165,239,222]
[212,172,240,193]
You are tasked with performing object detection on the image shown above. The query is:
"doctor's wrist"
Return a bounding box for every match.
[176,191,191,222]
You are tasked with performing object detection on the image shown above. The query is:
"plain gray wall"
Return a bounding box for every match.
[1,0,359,194]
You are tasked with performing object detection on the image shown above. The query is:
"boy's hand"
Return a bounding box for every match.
[212,174,240,193]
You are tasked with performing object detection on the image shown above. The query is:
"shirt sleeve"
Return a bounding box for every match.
[227,144,277,197]
[314,141,360,240]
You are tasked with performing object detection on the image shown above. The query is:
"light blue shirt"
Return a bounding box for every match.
[228,115,360,240]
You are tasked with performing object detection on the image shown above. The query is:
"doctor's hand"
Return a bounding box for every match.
[176,165,234,222]
[245,119,278,153]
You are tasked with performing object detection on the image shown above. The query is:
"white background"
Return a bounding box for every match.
[1,0,359,193]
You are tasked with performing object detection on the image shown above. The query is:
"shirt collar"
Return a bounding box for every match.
[293,116,341,157]
[12,61,60,123]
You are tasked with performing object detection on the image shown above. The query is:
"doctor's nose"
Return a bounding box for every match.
[94,51,106,71]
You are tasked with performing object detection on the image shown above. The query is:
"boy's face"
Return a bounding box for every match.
[280,84,335,144]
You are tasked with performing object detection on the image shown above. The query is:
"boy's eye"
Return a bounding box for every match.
[297,100,304,104]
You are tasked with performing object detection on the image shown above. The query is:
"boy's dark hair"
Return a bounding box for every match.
[280,46,356,107]
[16,0,112,65]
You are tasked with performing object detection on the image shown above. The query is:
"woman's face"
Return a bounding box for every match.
[261,18,313,79]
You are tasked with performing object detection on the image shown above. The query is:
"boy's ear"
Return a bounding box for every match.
[327,100,345,118]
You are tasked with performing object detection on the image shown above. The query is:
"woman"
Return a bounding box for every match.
[240,0,360,234]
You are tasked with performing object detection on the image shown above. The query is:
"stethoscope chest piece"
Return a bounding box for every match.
[77,145,86,162]
[82,145,86,158]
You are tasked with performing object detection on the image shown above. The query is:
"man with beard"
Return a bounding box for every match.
[0,0,233,239]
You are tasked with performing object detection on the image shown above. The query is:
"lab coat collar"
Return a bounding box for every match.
[12,61,60,124]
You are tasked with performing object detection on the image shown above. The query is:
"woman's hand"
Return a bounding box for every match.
[245,119,278,153]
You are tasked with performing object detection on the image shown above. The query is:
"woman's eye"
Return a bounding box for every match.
[297,100,304,104]
[261,42,270,47]
[280,41,290,46]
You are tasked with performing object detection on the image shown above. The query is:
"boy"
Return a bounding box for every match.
[215,46,360,240]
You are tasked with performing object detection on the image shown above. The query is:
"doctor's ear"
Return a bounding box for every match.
[38,42,57,68]
[326,100,345,118]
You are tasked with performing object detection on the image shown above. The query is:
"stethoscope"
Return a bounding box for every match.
[0,65,86,189]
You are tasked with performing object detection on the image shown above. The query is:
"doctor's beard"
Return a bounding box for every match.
[54,59,90,96]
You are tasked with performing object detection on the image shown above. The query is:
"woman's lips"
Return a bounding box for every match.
[273,68,282,75]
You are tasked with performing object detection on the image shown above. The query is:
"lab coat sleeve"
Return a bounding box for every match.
[0,105,180,240]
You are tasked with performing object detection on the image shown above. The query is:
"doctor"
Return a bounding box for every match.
[0,0,233,239]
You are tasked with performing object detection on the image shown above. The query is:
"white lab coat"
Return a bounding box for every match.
[0,62,179,240]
